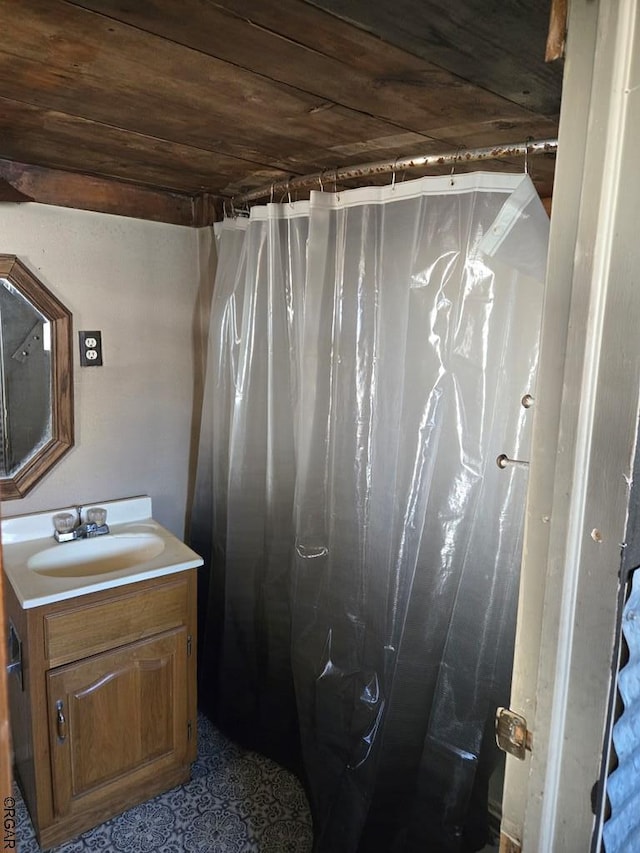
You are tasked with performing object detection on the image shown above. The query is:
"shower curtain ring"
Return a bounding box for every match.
[450,148,462,186]
[391,156,401,190]
[524,136,534,175]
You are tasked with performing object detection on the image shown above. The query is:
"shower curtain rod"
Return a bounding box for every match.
[231,137,558,207]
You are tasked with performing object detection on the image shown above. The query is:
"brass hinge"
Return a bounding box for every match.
[188,720,193,741]
[187,635,192,656]
[495,707,533,761]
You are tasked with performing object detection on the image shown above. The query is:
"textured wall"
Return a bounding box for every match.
[604,569,640,851]
[0,202,213,538]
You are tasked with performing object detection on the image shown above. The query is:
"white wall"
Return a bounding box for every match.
[0,202,212,538]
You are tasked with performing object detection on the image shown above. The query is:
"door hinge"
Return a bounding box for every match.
[495,707,533,760]
[187,635,192,657]
[188,720,193,741]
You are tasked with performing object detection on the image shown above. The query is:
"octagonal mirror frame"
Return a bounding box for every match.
[0,255,73,500]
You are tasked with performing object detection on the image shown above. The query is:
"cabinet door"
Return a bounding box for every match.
[47,628,188,817]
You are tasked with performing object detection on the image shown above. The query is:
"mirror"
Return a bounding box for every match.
[0,255,73,500]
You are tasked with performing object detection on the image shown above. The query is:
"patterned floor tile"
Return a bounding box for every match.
[13,714,313,853]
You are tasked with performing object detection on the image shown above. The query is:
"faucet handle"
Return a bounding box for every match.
[87,507,107,526]
[53,512,76,535]
[53,512,77,542]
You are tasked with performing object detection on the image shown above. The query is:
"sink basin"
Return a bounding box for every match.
[27,533,166,578]
[1,496,204,609]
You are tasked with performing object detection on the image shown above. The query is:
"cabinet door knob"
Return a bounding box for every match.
[56,700,67,742]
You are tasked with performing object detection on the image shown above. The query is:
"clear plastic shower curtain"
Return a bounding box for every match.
[191,172,549,852]
[192,204,309,766]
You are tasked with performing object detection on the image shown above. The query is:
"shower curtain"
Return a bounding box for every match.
[191,171,549,852]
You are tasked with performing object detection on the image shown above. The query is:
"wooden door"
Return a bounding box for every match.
[47,628,188,818]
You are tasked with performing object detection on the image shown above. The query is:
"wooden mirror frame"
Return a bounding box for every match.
[0,255,73,500]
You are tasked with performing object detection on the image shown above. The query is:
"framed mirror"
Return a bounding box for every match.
[0,255,73,500]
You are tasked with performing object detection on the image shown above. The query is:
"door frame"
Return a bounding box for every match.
[0,542,12,800]
[501,0,640,849]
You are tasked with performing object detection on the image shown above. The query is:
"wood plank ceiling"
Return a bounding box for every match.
[0,0,562,224]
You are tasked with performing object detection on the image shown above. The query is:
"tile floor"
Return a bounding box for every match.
[11,714,503,852]
[13,714,313,852]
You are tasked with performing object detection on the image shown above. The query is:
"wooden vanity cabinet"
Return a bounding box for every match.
[4,570,197,849]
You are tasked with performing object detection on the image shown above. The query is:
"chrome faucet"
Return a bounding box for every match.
[53,506,109,543]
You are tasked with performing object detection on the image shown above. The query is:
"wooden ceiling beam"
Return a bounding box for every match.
[0,159,219,227]
[67,0,549,131]
[302,0,563,114]
[0,96,288,195]
[0,1,422,168]
[0,1,559,204]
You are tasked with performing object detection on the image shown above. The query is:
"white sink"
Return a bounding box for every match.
[1,497,203,608]
[27,532,166,578]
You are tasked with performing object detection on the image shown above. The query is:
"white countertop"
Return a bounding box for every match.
[2,496,203,608]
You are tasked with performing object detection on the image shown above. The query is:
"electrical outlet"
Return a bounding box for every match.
[79,330,103,366]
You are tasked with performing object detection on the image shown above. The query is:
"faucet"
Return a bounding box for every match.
[53,505,109,543]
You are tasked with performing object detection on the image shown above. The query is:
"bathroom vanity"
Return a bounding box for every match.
[2,497,202,849]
